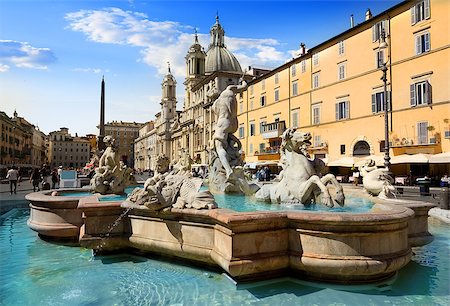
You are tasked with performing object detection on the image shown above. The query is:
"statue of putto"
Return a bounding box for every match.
[126,154,217,211]
[90,136,136,194]
[171,149,193,176]
[359,159,396,199]
[208,79,259,195]
[255,128,345,207]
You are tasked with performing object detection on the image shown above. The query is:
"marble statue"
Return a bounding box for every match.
[359,159,396,199]
[126,154,217,211]
[255,128,345,207]
[208,79,259,195]
[90,136,136,194]
[171,149,193,176]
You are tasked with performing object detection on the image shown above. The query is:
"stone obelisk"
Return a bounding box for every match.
[98,76,106,152]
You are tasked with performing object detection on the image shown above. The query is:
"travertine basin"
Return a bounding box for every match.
[26,188,435,284]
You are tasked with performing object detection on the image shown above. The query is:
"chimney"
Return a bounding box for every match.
[350,14,355,28]
[366,9,372,20]
[300,43,306,55]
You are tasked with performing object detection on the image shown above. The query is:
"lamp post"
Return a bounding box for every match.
[379,29,390,169]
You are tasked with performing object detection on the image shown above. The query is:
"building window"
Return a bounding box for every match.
[239,101,243,113]
[372,91,391,113]
[260,95,266,107]
[338,63,346,80]
[312,104,321,125]
[292,111,299,128]
[259,121,266,133]
[274,73,279,84]
[291,64,296,77]
[261,79,265,91]
[292,81,298,96]
[340,144,345,155]
[250,98,254,110]
[301,60,306,73]
[313,135,321,147]
[274,88,279,102]
[410,81,432,106]
[313,53,319,66]
[415,31,430,54]
[411,0,430,25]
[338,40,345,55]
[417,121,428,144]
[335,101,349,120]
[239,126,245,139]
[249,143,253,153]
[313,72,320,89]
[250,123,255,136]
[372,20,389,42]
[249,85,254,96]
[259,143,265,152]
[376,50,385,68]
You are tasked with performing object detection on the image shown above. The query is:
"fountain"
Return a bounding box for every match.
[26,110,436,285]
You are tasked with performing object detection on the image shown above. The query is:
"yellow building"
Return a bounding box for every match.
[237,0,449,177]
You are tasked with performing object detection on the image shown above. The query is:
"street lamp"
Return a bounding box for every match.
[379,29,390,169]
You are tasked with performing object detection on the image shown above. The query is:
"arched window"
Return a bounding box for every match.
[353,141,370,156]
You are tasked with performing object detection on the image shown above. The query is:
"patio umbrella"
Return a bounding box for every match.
[428,152,450,163]
[390,153,431,164]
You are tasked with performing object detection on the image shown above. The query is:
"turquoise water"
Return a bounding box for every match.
[1,209,449,305]
[57,186,142,202]
[213,192,374,213]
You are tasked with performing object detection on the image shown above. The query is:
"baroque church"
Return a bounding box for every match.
[135,16,254,170]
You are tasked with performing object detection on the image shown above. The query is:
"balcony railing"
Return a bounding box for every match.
[391,132,441,147]
[261,121,286,139]
[255,146,280,156]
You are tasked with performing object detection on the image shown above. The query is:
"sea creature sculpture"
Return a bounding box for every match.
[255,128,345,207]
[359,159,396,199]
[90,136,136,194]
[126,155,217,211]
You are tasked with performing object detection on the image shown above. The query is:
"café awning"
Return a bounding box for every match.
[390,153,431,164]
[428,152,450,163]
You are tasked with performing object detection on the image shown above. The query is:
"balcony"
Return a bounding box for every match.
[261,121,286,139]
[391,132,441,148]
[255,146,280,161]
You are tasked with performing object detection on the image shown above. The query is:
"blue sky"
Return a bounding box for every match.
[0,0,402,136]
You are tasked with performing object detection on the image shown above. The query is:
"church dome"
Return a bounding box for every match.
[205,16,242,74]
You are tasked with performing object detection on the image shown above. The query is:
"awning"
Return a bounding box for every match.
[390,153,431,164]
[428,152,450,163]
[327,155,384,167]
[244,161,279,169]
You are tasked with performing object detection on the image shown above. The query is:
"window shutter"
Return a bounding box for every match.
[345,101,350,119]
[425,33,430,51]
[372,94,376,113]
[410,84,416,106]
[335,103,339,120]
[411,6,416,25]
[415,35,421,54]
[425,81,432,104]
[383,20,390,36]
[372,25,377,42]
[425,0,430,19]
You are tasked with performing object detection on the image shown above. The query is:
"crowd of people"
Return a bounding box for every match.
[5,164,65,194]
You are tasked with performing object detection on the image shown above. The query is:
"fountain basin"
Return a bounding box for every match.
[77,196,420,284]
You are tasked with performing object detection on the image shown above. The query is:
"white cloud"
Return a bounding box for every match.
[0,63,10,72]
[72,67,106,74]
[65,7,289,79]
[0,40,57,71]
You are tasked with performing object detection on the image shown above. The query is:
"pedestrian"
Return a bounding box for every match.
[6,166,19,195]
[264,166,271,182]
[351,164,359,186]
[30,168,41,192]
[51,169,59,189]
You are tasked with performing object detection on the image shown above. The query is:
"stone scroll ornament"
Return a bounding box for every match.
[90,136,137,194]
[207,79,259,195]
[126,155,217,211]
[359,159,396,199]
[255,128,345,207]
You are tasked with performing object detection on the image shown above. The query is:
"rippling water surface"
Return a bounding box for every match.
[1,209,449,305]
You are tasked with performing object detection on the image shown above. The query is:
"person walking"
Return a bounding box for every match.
[51,169,59,189]
[6,166,19,194]
[30,168,41,192]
